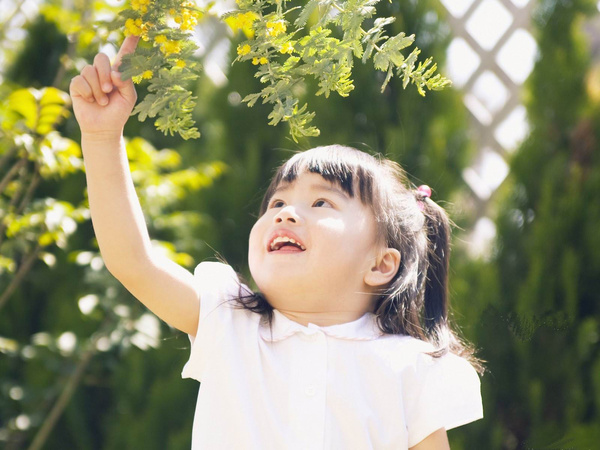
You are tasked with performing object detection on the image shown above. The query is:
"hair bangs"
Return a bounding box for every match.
[259,145,378,215]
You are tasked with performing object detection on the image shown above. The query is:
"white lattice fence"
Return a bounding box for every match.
[440,0,538,256]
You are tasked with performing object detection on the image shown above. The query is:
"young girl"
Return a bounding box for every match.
[70,36,483,449]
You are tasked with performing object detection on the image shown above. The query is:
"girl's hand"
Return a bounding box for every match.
[69,36,140,139]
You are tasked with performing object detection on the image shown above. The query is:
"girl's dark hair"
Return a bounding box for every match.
[235,145,483,373]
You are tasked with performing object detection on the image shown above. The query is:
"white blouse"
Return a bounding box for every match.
[182,262,483,449]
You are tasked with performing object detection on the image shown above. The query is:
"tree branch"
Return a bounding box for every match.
[0,169,40,249]
[0,157,28,194]
[27,317,112,450]
[26,345,96,450]
[0,146,18,173]
[0,244,41,312]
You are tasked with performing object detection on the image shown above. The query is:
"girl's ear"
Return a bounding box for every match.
[364,248,401,287]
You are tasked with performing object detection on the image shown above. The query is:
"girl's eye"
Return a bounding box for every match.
[270,200,285,208]
[313,199,333,208]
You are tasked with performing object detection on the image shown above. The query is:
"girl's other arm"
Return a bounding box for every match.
[409,429,450,450]
[70,37,199,336]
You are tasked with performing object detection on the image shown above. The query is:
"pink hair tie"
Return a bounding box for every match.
[416,185,431,211]
[417,185,432,198]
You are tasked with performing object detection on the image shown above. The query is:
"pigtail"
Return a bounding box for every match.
[420,191,484,373]
[419,192,451,351]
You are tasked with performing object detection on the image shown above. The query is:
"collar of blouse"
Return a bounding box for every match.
[259,309,384,342]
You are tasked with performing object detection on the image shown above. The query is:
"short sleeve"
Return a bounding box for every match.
[404,352,483,447]
[181,261,250,382]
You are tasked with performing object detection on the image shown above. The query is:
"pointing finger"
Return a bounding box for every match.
[112,35,140,71]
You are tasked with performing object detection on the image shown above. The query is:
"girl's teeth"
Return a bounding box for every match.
[269,236,305,251]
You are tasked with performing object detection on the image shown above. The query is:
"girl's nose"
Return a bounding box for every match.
[274,206,300,224]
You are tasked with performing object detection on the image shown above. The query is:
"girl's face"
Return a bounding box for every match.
[248,171,381,316]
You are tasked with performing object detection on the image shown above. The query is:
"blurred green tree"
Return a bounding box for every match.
[454,0,600,447]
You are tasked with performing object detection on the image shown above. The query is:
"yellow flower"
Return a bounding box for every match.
[139,21,151,41]
[160,39,181,56]
[237,44,251,56]
[252,56,268,65]
[179,13,199,31]
[165,1,201,32]
[266,21,286,37]
[225,11,258,38]
[132,75,142,84]
[125,18,142,36]
[279,42,294,54]
[175,59,186,68]
[131,0,151,13]
[141,70,153,79]
[155,34,167,44]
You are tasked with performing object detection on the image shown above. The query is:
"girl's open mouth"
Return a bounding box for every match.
[267,234,306,252]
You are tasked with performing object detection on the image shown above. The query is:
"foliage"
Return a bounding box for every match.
[228,0,450,142]
[112,0,204,140]
[0,87,84,298]
[113,0,450,142]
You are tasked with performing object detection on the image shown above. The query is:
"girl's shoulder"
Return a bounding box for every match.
[376,333,436,359]
[384,337,484,443]
[193,260,237,281]
[374,333,478,380]
[193,261,252,296]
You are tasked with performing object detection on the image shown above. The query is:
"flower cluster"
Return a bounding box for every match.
[252,56,268,65]
[266,20,286,37]
[114,0,207,139]
[227,9,296,73]
[124,0,201,43]
[125,17,150,38]
[122,0,195,70]
[154,34,181,56]
[124,0,153,41]
[171,1,201,31]
[132,0,152,14]
[279,41,294,54]
[132,69,154,84]
[224,11,258,38]
[114,0,451,142]
[237,44,251,56]
[224,0,451,143]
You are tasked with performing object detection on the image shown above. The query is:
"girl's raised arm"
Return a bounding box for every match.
[70,37,199,336]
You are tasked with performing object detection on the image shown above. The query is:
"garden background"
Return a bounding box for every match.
[1,0,599,448]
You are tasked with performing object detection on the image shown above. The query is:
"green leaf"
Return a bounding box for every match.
[295,0,320,28]
[4,87,70,135]
[243,93,262,107]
